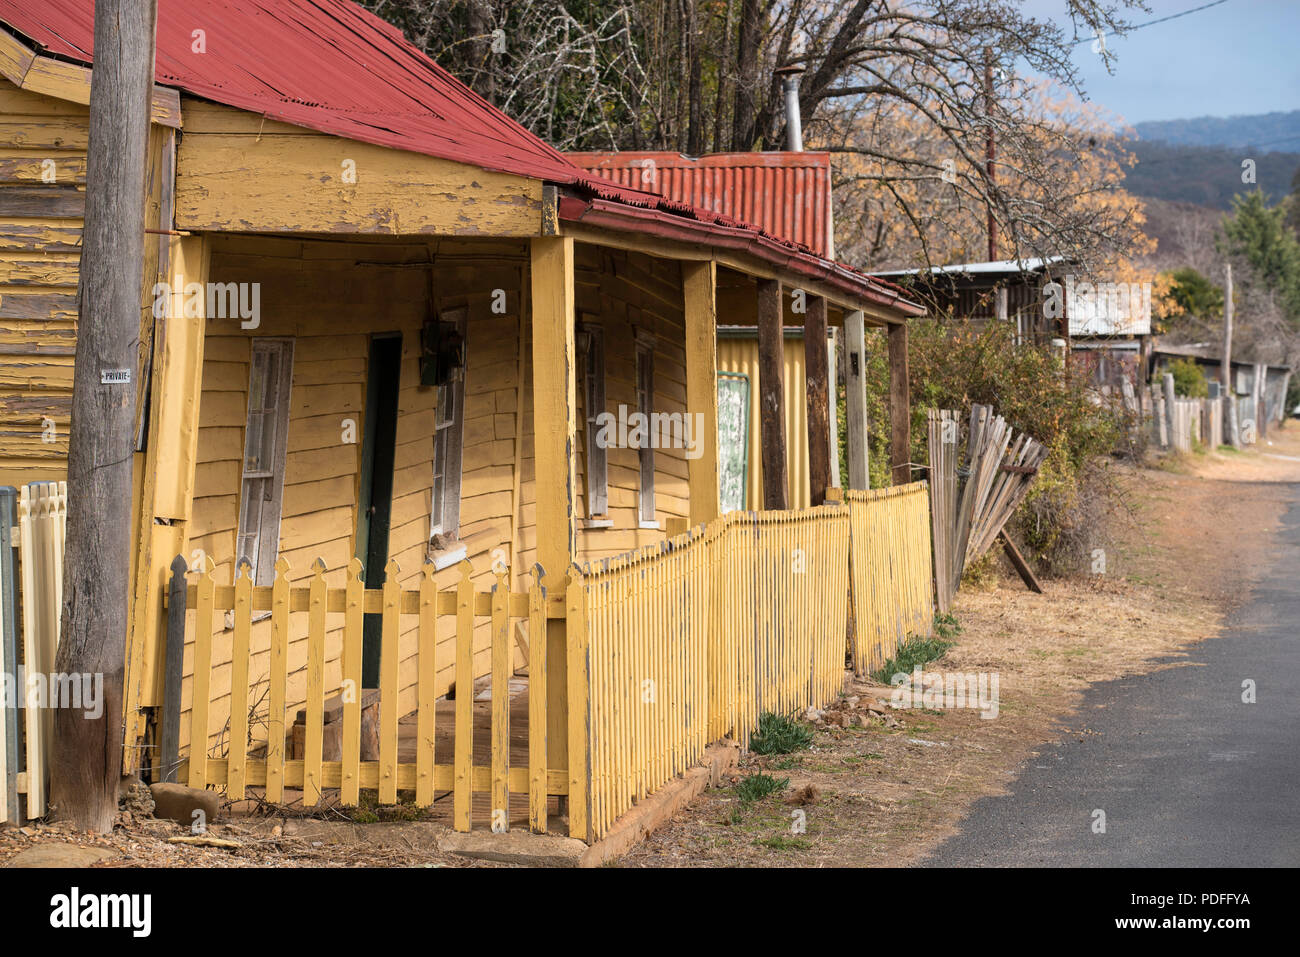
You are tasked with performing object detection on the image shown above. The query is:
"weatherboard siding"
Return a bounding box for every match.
[0,80,85,487]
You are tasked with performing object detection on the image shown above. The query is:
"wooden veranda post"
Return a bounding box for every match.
[756,278,788,509]
[804,295,831,506]
[888,321,912,486]
[844,310,869,489]
[50,0,158,831]
[124,233,209,772]
[683,261,720,525]
[530,236,577,781]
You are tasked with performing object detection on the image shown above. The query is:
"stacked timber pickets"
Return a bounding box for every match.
[927,405,1048,613]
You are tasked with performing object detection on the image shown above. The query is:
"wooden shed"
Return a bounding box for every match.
[0,0,926,835]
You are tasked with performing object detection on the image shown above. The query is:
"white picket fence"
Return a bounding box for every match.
[0,482,67,824]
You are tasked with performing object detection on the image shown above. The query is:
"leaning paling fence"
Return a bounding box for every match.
[927,407,1046,614]
[0,482,67,824]
[843,484,934,676]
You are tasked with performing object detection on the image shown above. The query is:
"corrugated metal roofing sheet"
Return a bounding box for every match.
[0,0,920,313]
[569,151,834,258]
[0,0,586,182]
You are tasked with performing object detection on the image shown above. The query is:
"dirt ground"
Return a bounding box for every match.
[614,424,1300,867]
[4,424,1298,868]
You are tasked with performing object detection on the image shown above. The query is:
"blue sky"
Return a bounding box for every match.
[1019,0,1300,126]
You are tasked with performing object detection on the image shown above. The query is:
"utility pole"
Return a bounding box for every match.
[1221,263,1234,389]
[1222,263,1238,447]
[49,0,158,832]
[984,47,997,262]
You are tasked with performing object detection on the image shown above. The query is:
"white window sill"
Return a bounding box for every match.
[430,542,467,571]
[638,520,660,530]
[581,518,614,529]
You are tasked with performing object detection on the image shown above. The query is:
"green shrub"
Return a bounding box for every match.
[749,711,814,754]
[1164,357,1209,398]
[734,773,790,803]
[872,633,955,684]
[885,318,1128,574]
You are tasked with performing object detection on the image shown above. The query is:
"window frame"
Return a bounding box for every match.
[579,320,609,519]
[634,329,657,528]
[430,307,468,544]
[236,338,294,587]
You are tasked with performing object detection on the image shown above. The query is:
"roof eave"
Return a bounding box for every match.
[559,195,926,318]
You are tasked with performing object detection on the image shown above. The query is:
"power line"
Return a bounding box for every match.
[1073,0,1232,45]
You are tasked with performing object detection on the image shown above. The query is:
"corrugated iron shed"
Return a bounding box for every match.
[568,151,835,258]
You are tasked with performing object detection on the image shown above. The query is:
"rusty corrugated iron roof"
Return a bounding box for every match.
[0,0,920,314]
[568,151,835,258]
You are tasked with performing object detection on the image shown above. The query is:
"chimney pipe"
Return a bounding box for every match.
[776,65,804,152]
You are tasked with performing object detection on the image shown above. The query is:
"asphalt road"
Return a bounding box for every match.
[923,488,1300,867]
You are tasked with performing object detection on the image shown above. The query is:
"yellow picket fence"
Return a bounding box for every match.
[164,485,932,844]
[174,556,567,834]
[571,505,851,841]
[845,483,935,675]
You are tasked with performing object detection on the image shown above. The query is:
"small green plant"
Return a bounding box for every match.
[872,634,955,684]
[754,835,811,850]
[734,772,789,803]
[749,711,813,754]
[933,613,962,641]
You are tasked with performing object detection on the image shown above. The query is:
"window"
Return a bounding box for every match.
[635,333,656,527]
[431,309,467,544]
[237,339,294,586]
[579,322,608,518]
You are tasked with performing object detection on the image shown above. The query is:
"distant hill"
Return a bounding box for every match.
[1134,111,1300,152]
[1124,140,1299,210]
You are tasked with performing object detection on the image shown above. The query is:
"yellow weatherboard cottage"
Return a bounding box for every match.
[0,0,930,843]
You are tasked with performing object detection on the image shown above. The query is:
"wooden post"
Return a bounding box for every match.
[1163,372,1177,448]
[159,555,187,783]
[123,233,208,774]
[756,278,788,509]
[1253,362,1267,440]
[827,328,841,489]
[1221,263,1234,392]
[530,236,576,778]
[50,0,158,832]
[888,321,911,486]
[804,295,831,506]
[844,310,869,489]
[0,488,19,821]
[683,261,719,526]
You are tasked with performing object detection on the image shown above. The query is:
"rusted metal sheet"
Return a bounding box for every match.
[569,151,835,258]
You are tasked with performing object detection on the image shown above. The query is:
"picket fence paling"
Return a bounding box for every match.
[178,554,560,834]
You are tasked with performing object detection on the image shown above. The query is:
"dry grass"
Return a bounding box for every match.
[616,425,1300,868]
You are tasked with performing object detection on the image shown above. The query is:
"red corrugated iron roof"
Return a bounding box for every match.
[569,151,834,258]
[0,0,920,314]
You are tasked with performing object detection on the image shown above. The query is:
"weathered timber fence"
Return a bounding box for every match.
[570,506,852,840]
[0,482,67,823]
[172,556,565,835]
[1154,396,1227,452]
[844,484,935,675]
[168,486,932,844]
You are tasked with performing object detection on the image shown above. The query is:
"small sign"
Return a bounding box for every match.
[101,369,131,384]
